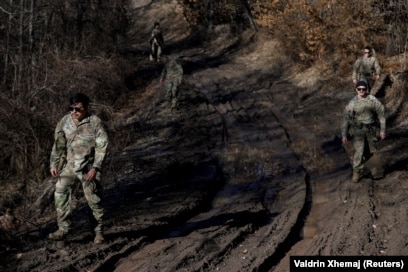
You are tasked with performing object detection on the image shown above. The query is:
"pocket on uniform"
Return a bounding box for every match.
[83,180,100,204]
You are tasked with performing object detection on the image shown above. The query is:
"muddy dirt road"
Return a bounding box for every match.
[2,1,408,272]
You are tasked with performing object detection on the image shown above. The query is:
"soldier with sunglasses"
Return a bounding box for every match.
[48,93,109,244]
[352,46,381,91]
[341,81,386,183]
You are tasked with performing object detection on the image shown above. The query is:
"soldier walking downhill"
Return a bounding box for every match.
[48,93,109,244]
[160,54,183,109]
[352,46,381,91]
[149,22,164,62]
[341,81,386,183]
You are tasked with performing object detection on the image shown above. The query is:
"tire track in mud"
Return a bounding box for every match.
[125,70,315,271]
[271,85,408,271]
[6,2,408,272]
[93,64,315,271]
[9,34,349,272]
[191,82,312,271]
[300,175,405,257]
[287,178,379,256]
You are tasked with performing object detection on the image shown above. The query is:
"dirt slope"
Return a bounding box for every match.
[2,1,408,272]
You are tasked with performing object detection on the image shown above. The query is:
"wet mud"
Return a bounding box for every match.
[2,1,408,272]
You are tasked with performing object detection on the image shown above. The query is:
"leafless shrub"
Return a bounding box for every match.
[384,72,408,126]
[178,0,251,29]
[0,0,134,236]
[0,93,51,211]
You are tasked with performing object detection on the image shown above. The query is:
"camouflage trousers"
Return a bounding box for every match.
[164,81,179,107]
[351,125,383,175]
[54,168,104,234]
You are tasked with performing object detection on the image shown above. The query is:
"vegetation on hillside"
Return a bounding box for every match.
[180,1,408,69]
[0,0,129,213]
[0,0,407,234]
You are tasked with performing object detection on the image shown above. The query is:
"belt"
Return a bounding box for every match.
[352,121,374,130]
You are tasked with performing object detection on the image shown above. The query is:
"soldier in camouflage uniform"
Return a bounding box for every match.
[49,93,109,244]
[160,54,183,109]
[149,22,164,62]
[352,46,381,91]
[341,81,386,183]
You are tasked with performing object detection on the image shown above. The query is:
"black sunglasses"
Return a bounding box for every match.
[68,106,84,112]
[357,87,366,91]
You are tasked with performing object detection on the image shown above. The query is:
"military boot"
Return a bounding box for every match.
[48,229,68,241]
[94,232,105,244]
[352,170,362,183]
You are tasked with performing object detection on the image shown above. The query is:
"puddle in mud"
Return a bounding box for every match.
[211,142,275,208]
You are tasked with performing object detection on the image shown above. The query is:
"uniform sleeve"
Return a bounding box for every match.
[341,104,352,138]
[373,98,386,132]
[149,31,154,44]
[177,64,183,82]
[352,58,360,80]
[374,57,381,75]
[50,120,66,168]
[93,119,109,170]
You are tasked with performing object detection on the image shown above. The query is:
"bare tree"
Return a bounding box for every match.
[382,0,408,69]
[208,0,214,30]
[2,0,13,88]
[241,0,257,31]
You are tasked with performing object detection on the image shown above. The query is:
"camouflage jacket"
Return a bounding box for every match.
[341,95,385,138]
[352,56,381,80]
[161,59,183,83]
[50,114,109,173]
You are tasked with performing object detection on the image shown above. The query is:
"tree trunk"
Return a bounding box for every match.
[29,0,35,88]
[17,0,24,97]
[241,0,257,31]
[207,0,214,30]
[2,0,13,89]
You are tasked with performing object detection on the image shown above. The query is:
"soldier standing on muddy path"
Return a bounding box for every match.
[341,81,386,183]
[48,93,109,244]
[160,54,183,109]
[149,22,164,62]
[352,46,381,91]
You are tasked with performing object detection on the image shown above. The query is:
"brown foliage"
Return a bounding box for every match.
[179,0,408,77]
[251,0,388,70]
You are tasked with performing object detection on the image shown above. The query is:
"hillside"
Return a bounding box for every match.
[2,1,408,271]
